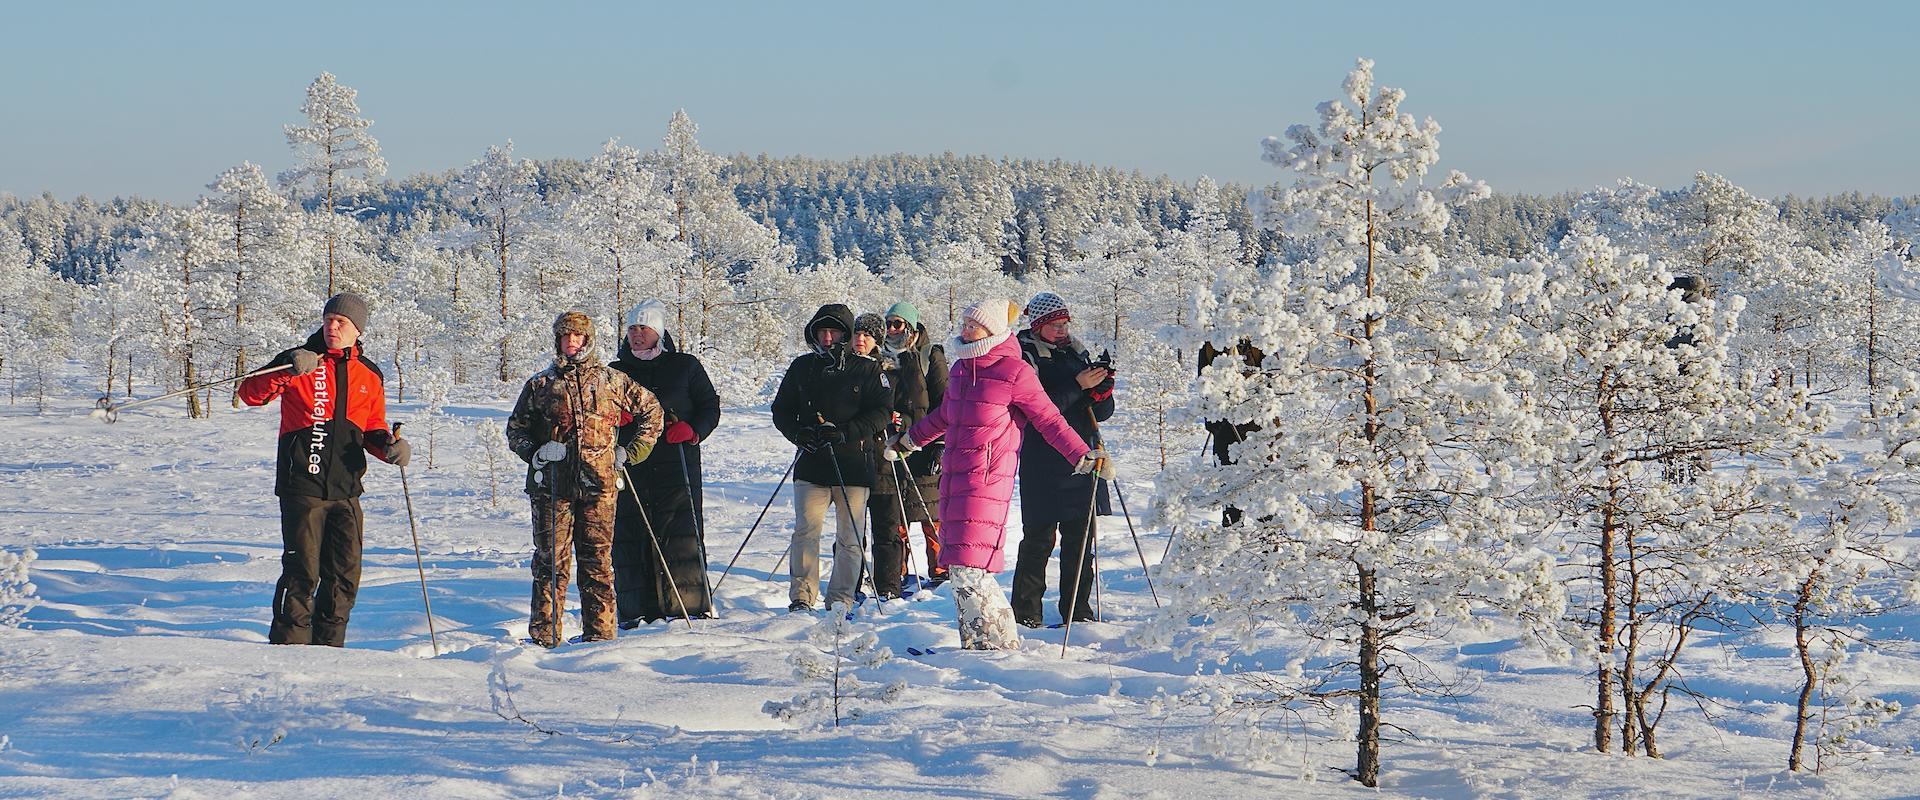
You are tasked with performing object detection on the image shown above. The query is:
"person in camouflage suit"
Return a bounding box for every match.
[507,311,665,646]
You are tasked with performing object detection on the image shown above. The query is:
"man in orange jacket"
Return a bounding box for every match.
[238,292,409,647]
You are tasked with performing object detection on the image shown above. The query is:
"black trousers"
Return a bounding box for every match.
[613,478,711,622]
[1012,516,1096,624]
[270,495,363,646]
[867,492,909,599]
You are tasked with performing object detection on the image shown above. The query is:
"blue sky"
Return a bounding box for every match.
[3,1,1913,202]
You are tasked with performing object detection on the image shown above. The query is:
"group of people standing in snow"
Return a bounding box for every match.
[244,288,1120,652]
[762,292,1120,648]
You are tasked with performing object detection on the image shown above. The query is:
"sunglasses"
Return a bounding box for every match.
[886,319,908,330]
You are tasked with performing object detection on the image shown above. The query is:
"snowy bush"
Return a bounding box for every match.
[0,547,37,629]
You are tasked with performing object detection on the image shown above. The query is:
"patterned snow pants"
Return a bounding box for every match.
[529,492,618,645]
[949,566,1021,650]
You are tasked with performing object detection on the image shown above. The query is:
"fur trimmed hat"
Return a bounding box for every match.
[552,310,594,351]
[1025,291,1070,328]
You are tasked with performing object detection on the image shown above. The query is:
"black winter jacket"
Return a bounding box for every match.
[614,331,722,498]
[1017,329,1114,522]
[771,305,893,488]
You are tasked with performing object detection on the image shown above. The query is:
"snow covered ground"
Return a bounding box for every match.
[2,377,1918,799]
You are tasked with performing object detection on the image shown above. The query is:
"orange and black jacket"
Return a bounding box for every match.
[238,331,393,500]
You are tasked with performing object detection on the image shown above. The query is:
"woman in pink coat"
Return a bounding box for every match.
[893,298,1108,649]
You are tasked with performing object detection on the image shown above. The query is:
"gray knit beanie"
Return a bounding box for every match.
[323,292,370,332]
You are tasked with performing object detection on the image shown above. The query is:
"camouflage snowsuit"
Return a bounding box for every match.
[507,313,664,645]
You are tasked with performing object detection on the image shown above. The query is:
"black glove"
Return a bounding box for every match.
[808,421,846,450]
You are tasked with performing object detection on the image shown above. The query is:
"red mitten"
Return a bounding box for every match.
[664,420,698,444]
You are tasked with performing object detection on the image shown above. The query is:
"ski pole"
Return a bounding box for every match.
[96,363,290,422]
[819,414,883,609]
[1087,409,1159,605]
[895,439,942,582]
[1111,478,1158,607]
[621,463,694,631]
[888,453,916,594]
[535,422,568,648]
[714,450,798,592]
[1061,455,1102,658]
[675,440,716,612]
[390,423,440,656]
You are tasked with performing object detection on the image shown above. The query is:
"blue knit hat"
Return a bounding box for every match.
[884,301,921,328]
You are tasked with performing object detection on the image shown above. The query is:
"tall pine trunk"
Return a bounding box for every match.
[182,240,202,419]
[1594,373,1619,752]
[1788,570,1819,772]
[1352,194,1384,788]
[231,204,247,409]
[496,209,511,383]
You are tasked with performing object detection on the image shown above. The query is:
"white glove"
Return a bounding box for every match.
[1072,449,1116,480]
[883,431,920,461]
[533,440,567,467]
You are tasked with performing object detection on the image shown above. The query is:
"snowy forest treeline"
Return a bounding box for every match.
[4,62,1920,788]
[2,69,1917,423]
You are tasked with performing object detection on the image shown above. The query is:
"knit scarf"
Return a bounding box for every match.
[949,328,1012,361]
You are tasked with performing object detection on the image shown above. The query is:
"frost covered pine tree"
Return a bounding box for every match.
[0,232,76,411]
[1573,173,1831,389]
[886,238,1012,332]
[1159,175,1245,333]
[1140,59,1556,788]
[1770,374,1920,772]
[1058,219,1154,349]
[443,141,545,383]
[278,72,386,296]
[1501,234,1828,755]
[125,204,233,418]
[645,111,786,350]
[567,139,679,331]
[208,161,309,406]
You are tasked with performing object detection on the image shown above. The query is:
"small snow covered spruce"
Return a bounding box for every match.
[763,604,905,728]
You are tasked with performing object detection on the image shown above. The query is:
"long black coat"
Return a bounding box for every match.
[613,332,721,502]
[611,331,721,621]
[1017,329,1114,523]
[771,305,893,488]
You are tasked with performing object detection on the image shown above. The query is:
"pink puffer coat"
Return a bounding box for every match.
[907,330,1092,572]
